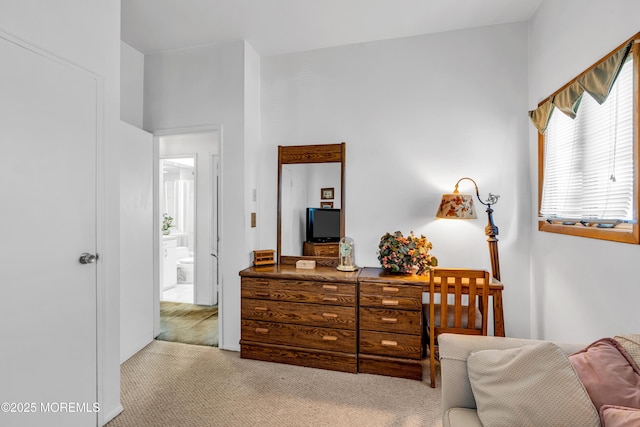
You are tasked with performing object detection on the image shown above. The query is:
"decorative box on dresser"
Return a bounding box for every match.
[239,265,359,373]
[357,267,424,380]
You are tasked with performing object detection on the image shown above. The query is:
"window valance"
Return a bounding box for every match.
[529,39,634,134]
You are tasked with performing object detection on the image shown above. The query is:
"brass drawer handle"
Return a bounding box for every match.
[382,286,399,293]
[381,317,398,323]
[322,284,338,291]
[322,335,338,341]
[254,291,270,297]
[322,312,338,318]
[381,340,398,347]
[322,297,338,302]
[255,328,269,334]
[255,280,269,287]
[254,306,268,311]
[381,299,399,306]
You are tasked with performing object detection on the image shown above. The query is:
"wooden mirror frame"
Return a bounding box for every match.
[277,142,346,266]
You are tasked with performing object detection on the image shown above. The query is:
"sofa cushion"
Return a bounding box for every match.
[569,338,640,412]
[437,334,586,419]
[600,405,640,427]
[443,408,482,427]
[467,341,599,427]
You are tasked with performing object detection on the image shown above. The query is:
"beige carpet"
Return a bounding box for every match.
[157,301,218,346]
[107,340,443,427]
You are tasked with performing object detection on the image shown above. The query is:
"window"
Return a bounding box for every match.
[534,36,639,244]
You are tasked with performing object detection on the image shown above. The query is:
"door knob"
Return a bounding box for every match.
[79,252,98,264]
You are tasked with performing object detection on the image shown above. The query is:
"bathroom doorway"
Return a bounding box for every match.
[160,156,196,303]
[154,128,220,345]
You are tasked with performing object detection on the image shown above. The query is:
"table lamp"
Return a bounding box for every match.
[435,177,501,281]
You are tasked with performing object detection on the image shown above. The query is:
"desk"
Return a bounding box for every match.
[359,268,505,337]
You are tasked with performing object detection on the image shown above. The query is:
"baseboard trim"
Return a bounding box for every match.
[101,403,124,426]
[220,343,240,352]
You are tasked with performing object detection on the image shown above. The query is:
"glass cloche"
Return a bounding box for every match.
[337,236,358,271]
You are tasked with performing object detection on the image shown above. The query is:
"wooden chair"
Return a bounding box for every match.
[425,268,490,388]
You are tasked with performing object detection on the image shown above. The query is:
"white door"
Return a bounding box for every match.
[0,35,99,426]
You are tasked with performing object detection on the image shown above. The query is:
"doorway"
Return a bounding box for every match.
[154,128,221,345]
[160,156,196,303]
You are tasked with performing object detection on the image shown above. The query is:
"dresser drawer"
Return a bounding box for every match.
[241,277,356,305]
[360,282,422,299]
[241,299,356,330]
[359,282,422,310]
[359,293,422,310]
[242,320,356,353]
[359,307,421,335]
[359,330,422,359]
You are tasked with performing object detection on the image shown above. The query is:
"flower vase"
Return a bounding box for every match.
[384,266,419,275]
[377,231,437,276]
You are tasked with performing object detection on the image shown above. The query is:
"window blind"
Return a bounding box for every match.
[540,57,634,222]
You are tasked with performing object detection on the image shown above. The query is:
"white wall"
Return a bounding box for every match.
[0,1,122,424]
[528,0,640,343]
[121,42,144,128]
[244,42,261,257]
[119,121,153,363]
[144,41,259,350]
[261,23,531,338]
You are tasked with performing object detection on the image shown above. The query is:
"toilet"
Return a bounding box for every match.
[176,247,194,284]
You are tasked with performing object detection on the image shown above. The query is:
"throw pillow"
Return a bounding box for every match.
[467,342,600,427]
[569,338,640,411]
[600,405,640,427]
[614,334,640,368]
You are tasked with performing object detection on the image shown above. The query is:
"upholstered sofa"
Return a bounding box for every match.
[438,333,640,427]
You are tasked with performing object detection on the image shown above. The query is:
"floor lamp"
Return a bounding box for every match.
[435,177,501,281]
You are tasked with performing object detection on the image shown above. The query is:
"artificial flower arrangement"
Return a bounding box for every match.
[377,231,438,275]
[162,213,175,234]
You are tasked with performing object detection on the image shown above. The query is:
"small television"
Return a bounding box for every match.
[306,208,341,243]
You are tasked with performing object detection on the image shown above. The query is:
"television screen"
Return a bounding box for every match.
[306,208,341,243]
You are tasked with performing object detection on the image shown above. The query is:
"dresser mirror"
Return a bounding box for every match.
[277,143,346,265]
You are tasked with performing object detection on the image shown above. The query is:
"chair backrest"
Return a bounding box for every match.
[429,268,490,336]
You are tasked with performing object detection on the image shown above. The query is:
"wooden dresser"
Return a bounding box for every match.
[357,267,424,380]
[239,265,359,373]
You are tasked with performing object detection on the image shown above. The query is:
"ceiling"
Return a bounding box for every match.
[121,0,543,57]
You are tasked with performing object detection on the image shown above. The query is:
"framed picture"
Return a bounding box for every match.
[321,201,334,208]
[321,187,334,200]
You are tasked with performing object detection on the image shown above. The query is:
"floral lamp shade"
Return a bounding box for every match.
[435,193,477,219]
